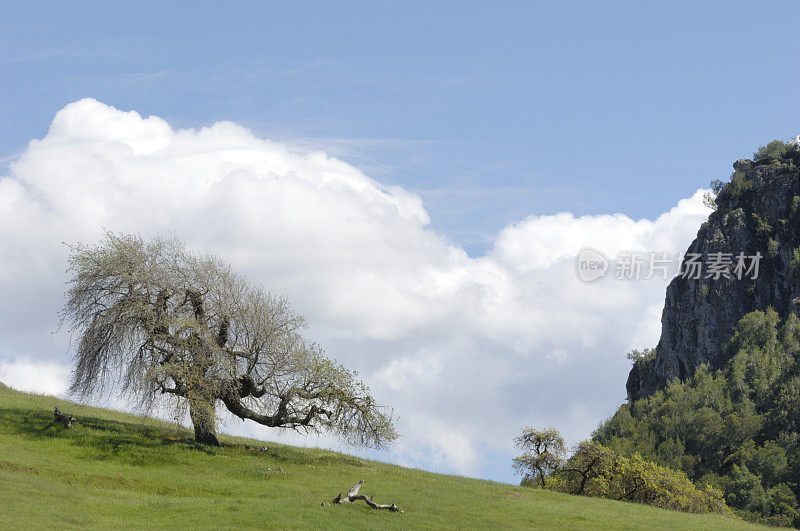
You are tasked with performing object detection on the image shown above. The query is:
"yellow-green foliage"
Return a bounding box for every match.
[751,213,772,235]
[729,171,752,197]
[767,238,780,258]
[551,442,730,516]
[791,246,800,281]
[753,140,795,165]
[610,454,728,515]
[512,427,566,488]
[595,310,800,528]
[626,348,656,366]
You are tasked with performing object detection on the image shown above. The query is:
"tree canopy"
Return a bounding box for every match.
[512,427,566,488]
[595,309,800,527]
[62,232,397,448]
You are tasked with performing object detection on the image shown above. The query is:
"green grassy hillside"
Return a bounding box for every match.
[0,383,767,529]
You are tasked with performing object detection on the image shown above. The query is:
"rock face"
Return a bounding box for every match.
[627,147,800,401]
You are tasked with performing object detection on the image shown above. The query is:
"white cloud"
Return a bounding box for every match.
[0,358,69,395]
[0,99,711,481]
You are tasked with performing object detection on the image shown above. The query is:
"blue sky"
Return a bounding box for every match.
[4,1,800,255]
[2,2,800,483]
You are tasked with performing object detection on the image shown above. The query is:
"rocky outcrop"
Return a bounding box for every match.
[627,145,800,401]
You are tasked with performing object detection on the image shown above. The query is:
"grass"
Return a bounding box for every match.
[0,382,768,530]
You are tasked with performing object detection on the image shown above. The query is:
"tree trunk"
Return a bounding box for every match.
[189,398,219,446]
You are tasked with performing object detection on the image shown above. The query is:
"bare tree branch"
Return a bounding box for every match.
[333,480,402,512]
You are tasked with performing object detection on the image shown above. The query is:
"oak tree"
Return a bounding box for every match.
[512,427,566,488]
[62,233,397,447]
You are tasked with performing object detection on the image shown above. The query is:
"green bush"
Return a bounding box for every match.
[626,348,656,366]
[728,170,752,197]
[767,238,780,258]
[752,212,772,234]
[754,140,795,165]
[550,442,730,515]
[791,246,800,282]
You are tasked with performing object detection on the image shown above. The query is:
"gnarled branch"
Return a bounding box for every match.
[54,407,76,429]
[333,480,402,512]
[220,389,331,429]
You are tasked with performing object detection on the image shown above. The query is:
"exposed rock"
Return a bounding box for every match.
[732,159,752,172]
[627,147,800,400]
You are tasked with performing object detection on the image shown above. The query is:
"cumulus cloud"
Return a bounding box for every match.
[0,358,70,395]
[0,99,710,481]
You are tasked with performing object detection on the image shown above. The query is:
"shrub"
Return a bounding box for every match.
[753,140,795,165]
[702,192,716,210]
[728,170,752,197]
[767,238,779,258]
[553,442,730,515]
[515,430,734,517]
[626,348,656,366]
[791,246,800,282]
[617,454,730,515]
[725,464,770,516]
[752,212,772,234]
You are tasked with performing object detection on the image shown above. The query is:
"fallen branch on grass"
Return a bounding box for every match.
[54,407,76,429]
[333,480,402,512]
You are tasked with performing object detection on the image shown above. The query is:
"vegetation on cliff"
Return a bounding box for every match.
[599,309,800,527]
[518,139,800,528]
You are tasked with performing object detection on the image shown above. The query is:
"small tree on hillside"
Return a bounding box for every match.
[512,427,566,487]
[559,441,616,495]
[62,232,397,447]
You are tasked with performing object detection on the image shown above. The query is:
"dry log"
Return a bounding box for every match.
[333,480,402,512]
[54,407,76,429]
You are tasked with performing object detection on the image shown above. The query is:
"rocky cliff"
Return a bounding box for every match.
[627,139,800,401]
